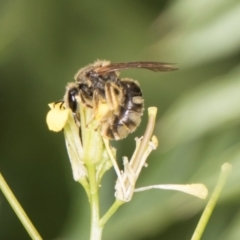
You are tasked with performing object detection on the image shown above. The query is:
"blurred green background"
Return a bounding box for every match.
[1,1,240,239]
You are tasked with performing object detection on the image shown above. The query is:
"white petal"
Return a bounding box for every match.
[135,183,208,199]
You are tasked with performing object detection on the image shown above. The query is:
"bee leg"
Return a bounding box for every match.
[103,82,124,139]
[79,89,93,109]
[85,90,108,129]
[104,82,123,111]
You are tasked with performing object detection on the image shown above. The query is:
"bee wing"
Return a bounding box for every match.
[95,62,178,74]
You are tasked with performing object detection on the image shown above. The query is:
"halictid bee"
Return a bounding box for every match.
[63,60,177,140]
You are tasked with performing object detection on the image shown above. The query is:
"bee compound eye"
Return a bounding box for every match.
[68,88,79,112]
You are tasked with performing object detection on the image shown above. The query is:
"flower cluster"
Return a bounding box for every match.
[46,102,208,202]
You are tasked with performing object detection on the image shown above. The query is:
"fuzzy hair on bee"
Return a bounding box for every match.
[63,60,177,140]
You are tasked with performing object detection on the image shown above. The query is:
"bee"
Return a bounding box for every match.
[64,60,177,140]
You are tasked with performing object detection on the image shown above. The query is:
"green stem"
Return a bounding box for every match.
[191,163,232,240]
[0,173,42,240]
[86,163,102,240]
[99,200,124,227]
[78,178,90,200]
